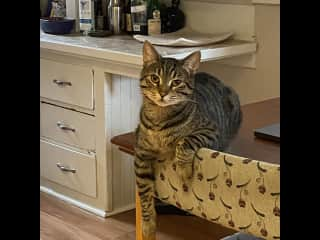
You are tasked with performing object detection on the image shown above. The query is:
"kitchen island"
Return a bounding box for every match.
[40,31,257,217]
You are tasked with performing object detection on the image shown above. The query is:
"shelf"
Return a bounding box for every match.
[40,31,256,69]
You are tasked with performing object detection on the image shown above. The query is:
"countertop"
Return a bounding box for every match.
[40,30,257,67]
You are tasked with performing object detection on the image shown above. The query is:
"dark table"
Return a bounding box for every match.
[111,98,280,165]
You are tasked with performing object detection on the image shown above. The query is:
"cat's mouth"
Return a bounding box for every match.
[153,97,179,107]
[156,98,198,107]
[155,99,175,107]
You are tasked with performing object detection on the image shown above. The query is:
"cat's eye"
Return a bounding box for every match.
[150,74,160,84]
[171,79,182,87]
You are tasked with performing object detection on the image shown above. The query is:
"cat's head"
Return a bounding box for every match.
[140,41,201,107]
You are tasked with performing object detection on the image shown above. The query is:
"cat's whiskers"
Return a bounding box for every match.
[184,99,198,104]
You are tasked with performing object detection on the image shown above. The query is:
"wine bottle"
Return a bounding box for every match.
[95,0,105,30]
[165,0,185,33]
[159,3,168,33]
[131,0,148,35]
[147,0,161,35]
[125,0,133,34]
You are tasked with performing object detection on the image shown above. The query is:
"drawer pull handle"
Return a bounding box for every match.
[56,163,76,173]
[57,122,76,132]
[53,79,72,87]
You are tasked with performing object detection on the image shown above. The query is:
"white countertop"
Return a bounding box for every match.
[40,31,257,68]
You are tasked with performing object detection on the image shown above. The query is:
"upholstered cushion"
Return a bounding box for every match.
[154,148,280,240]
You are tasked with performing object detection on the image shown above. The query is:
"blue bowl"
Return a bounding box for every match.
[40,18,75,35]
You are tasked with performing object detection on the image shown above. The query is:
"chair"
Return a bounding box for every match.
[110,142,280,240]
[111,99,280,240]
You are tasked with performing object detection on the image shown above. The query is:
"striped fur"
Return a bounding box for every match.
[135,41,242,238]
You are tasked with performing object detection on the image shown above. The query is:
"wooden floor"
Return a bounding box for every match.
[40,192,236,240]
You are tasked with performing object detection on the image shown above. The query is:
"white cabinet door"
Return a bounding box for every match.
[40,59,94,110]
[40,102,95,151]
[40,140,97,198]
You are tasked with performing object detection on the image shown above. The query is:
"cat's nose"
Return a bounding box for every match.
[159,91,167,98]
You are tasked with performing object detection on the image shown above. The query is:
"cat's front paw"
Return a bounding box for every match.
[176,161,193,181]
[175,143,195,181]
[142,217,157,240]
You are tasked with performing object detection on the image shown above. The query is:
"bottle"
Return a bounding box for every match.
[159,3,168,33]
[125,0,133,34]
[108,0,125,34]
[147,0,161,35]
[79,0,95,34]
[95,0,105,30]
[131,0,148,35]
[165,0,185,33]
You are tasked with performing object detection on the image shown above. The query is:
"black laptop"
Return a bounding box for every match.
[254,123,280,142]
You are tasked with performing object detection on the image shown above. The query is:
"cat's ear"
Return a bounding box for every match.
[143,41,160,66]
[182,51,201,74]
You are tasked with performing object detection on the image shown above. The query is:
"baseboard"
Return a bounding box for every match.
[105,204,136,217]
[40,186,107,217]
[40,186,136,217]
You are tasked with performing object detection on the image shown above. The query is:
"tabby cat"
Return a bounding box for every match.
[135,41,242,239]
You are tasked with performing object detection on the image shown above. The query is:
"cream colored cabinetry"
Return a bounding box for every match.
[40,103,95,150]
[40,55,136,217]
[40,59,94,109]
[40,140,97,198]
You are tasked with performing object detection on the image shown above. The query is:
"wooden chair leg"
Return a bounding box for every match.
[136,189,143,240]
[136,188,156,240]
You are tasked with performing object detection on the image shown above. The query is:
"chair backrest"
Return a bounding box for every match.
[154,147,280,240]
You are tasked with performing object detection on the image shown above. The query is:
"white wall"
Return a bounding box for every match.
[181,2,280,105]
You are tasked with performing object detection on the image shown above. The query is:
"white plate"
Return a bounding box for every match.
[133,28,234,47]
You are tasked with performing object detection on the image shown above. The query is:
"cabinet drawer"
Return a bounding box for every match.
[40,59,94,109]
[40,102,95,150]
[40,140,97,197]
